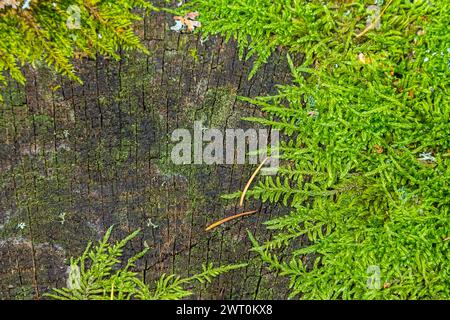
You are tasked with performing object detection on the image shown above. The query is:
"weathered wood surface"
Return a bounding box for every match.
[0,8,293,299]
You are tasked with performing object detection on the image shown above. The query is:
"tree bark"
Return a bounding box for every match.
[0,7,294,299]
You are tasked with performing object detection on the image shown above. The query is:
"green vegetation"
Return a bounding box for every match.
[0,0,155,86]
[47,226,246,300]
[189,0,450,298]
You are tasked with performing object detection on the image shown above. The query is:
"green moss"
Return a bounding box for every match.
[188,0,450,299]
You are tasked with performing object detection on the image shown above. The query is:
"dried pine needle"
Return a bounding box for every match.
[205,210,258,231]
[239,157,269,207]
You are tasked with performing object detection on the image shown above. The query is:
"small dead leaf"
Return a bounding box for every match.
[171,12,201,32]
[185,11,200,20]
[184,19,201,32]
[373,145,384,154]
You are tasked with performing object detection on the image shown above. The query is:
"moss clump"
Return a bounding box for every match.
[189,0,450,299]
